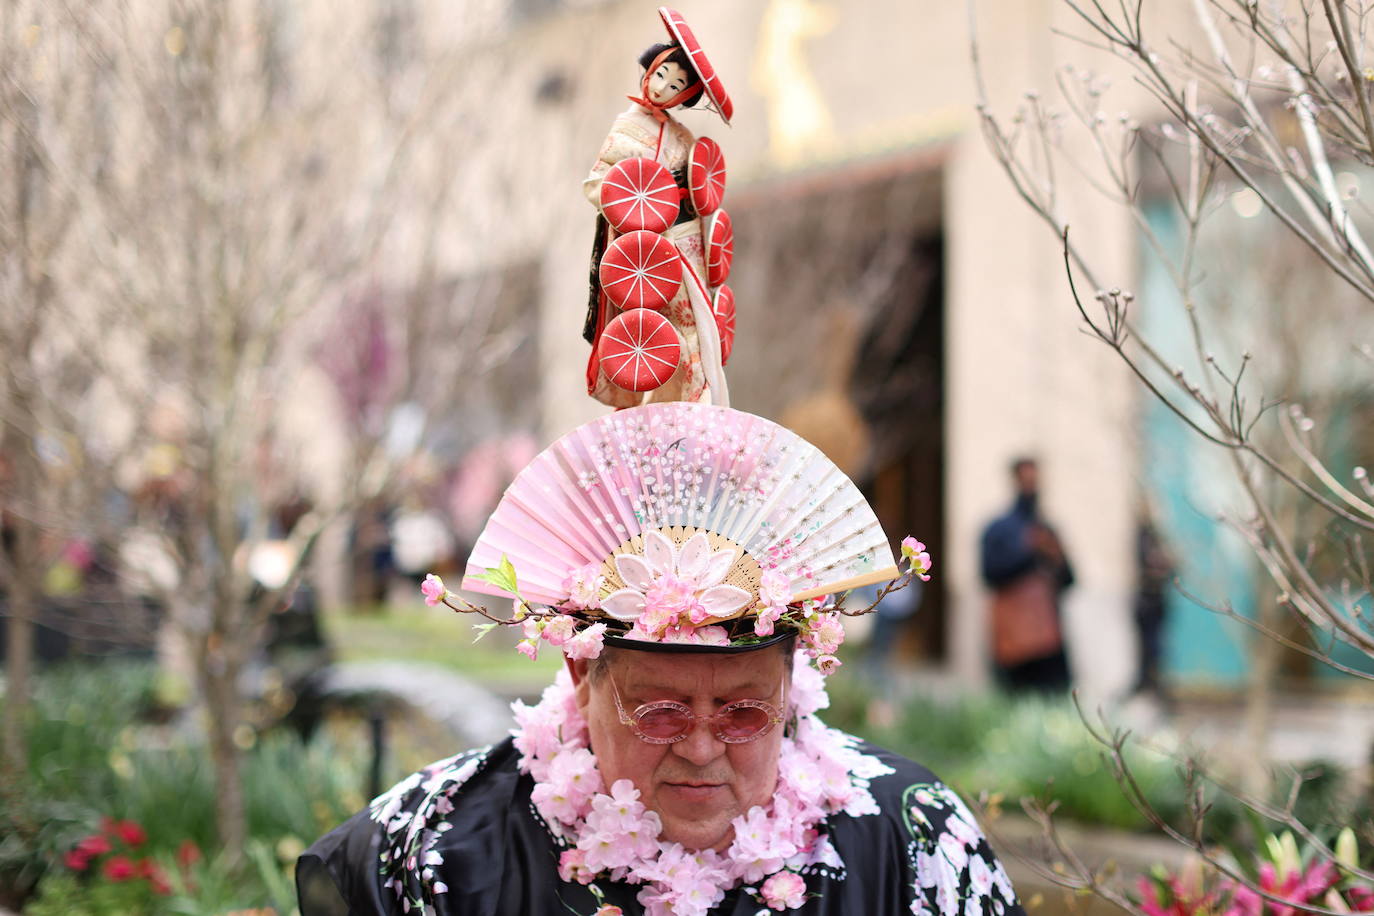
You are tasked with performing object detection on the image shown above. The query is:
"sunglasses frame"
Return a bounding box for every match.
[608,672,786,745]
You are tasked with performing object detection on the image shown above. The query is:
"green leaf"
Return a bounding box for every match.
[498,556,519,593]
[472,556,519,595]
[472,623,498,644]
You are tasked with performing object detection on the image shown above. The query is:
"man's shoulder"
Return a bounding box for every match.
[842,737,984,839]
[297,739,526,915]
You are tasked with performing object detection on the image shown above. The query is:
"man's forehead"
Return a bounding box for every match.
[612,651,784,695]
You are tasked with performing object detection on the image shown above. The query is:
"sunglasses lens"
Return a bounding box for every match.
[636,706,691,741]
[717,704,772,740]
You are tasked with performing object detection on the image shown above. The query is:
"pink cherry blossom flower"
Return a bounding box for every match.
[558,848,591,883]
[541,615,577,646]
[901,536,933,582]
[816,655,842,676]
[759,569,792,607]
[516,639,539,660]
[420,574,446,607]
[761,870,807,909]
[562,562,606,609]
[805,614,845,655]
[754,604,782,636]
[563,622,607,660]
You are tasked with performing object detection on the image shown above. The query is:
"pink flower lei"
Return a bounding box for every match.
[511,654,895,916]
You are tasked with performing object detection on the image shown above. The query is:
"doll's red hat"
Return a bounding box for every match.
[659,7,733,125]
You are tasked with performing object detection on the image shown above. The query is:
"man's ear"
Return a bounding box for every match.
[565,655,592,710]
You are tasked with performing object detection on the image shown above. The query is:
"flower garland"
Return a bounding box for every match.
[510,655,895,916]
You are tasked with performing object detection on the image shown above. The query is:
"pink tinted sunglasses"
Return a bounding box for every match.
[609,673,787,745]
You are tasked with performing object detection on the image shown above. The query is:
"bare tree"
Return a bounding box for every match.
[0,0,529,856]
[973,0,1374,907]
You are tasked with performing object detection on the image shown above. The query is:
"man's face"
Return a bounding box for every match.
[647,60,691,105]
[569,648,789,852]
[1014,461,1039,496]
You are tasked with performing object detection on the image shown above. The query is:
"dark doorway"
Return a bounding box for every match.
[728,157,946,660]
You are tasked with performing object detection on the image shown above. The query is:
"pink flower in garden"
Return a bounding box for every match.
[103,854,137,882]
[761,870,807,909]
[75,834,112,858]
[176,840,201,870]
[816,655,842,676]
[563,622,607,660]
[516,638,539,661]
[64,849,90,871]
[114,820,146,847]
[420,574,446,607]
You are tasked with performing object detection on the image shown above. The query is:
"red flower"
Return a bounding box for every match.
[177,839,202,869]
[138,859,172,895]
[103,854,137,882]
[74,834,112,858]
[113,820,146,847]
[63,849,90,872]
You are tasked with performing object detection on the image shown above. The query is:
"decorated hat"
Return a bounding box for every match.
[421,7,932,672]
[659,7,733,125]
[422,401,930,665]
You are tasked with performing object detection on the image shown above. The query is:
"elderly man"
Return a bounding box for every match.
[297,402,1024,916]
[298,639,1022,916]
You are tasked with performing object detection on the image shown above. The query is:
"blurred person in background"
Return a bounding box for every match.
[979,457,1074,692]
[1131,504,1175,700]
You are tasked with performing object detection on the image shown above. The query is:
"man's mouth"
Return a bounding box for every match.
[663,781,726,800]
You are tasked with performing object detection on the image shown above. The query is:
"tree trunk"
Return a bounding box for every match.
[2,571,36,776]
[202,646,247,859]
[2,448,41,779]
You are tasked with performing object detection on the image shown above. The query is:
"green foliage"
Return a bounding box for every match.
[820,673,1365,838]
[3,660,370,913]
[25,871,163,916]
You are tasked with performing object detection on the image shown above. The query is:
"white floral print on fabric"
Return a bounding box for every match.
[902,782,1018,916]
[369,745,493,911]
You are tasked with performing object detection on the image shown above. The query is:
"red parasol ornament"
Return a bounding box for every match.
[688,137,726,217]
[658,8,733,124]
[712,284,735,366]
[599,307,682,391]
[705,208,733,288]
[599,230,683,311]
[599,157,680,234]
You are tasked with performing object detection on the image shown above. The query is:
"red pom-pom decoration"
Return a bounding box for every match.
[599,157,679,234]
[599,230,683,312]
[688,137,726,217]
[599,308,681,391]
[705,209,733,288]
[712,284,735,366]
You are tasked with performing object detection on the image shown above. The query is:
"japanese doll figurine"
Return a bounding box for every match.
[582,7,735,408]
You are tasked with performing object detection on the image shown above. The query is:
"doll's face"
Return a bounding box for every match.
[646,60,692,105]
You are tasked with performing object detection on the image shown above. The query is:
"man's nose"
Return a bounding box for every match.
[671,719,726,767]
